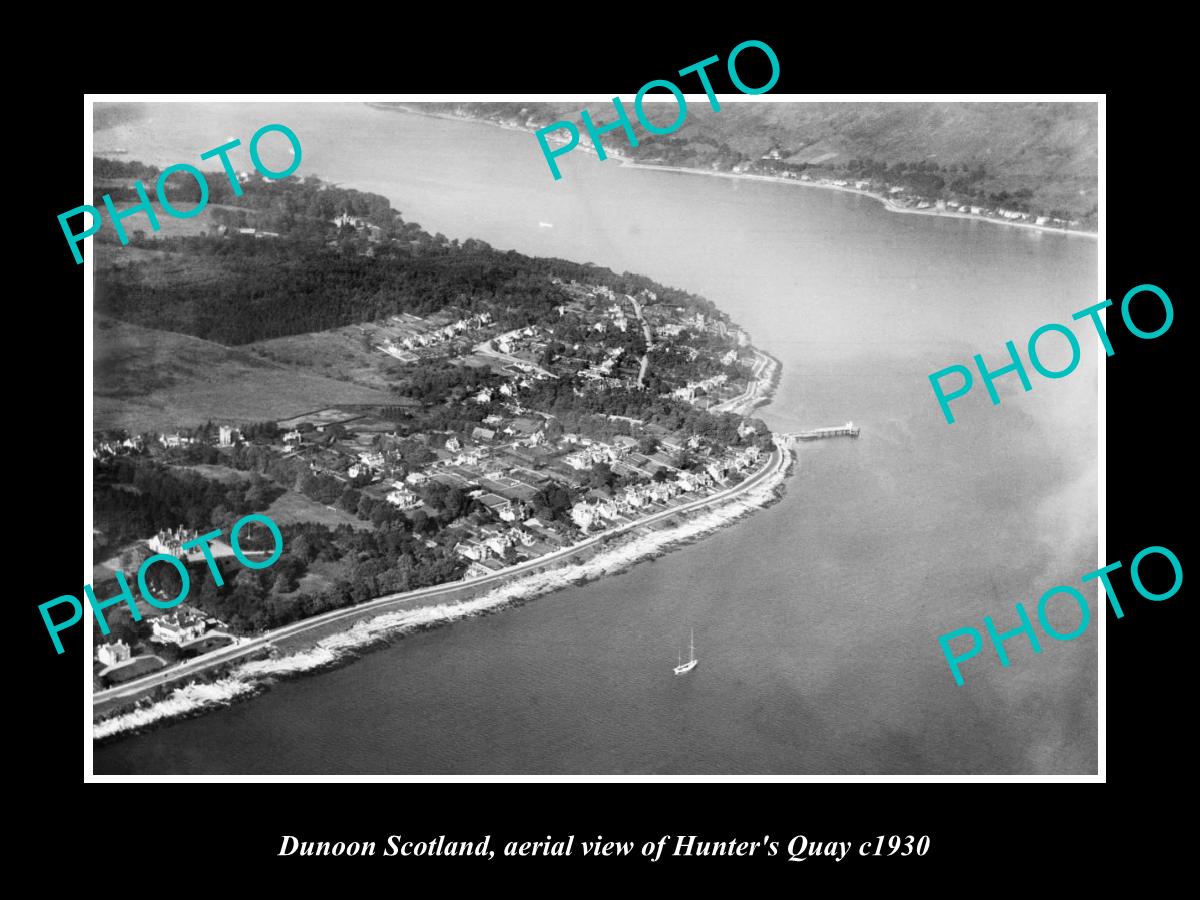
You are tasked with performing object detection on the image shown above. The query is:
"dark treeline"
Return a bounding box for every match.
[97,236,719,346]
[94,163,407,238]
[94,166,721,346]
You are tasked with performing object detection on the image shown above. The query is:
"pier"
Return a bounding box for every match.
[788,421,860,442]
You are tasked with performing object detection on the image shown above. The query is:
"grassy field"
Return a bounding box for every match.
[93,318,395,432]
[262,489,372,531]
[248,323,417,393]
[178,463,250,483]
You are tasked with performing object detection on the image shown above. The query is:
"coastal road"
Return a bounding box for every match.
[94,443,789,709]
[711,350,772,415]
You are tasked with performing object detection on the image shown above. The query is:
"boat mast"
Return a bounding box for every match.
[689,628,695,663]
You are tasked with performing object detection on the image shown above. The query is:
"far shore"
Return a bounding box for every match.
[369,103,1097,241]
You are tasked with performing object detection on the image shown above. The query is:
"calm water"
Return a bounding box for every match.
[93,103,1098,774]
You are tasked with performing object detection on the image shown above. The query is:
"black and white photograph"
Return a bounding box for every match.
[80,93,1102,777]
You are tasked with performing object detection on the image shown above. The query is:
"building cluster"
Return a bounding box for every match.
[379,311,495,363]
[730,157,1083,229]
[569,443,762,530]
[331,212,383,242]
[668,372,728,403]
[147,524,202,558]
[93,435,145,458]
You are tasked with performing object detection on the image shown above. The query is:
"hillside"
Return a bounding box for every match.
[94,317,394,432]
[394,101,1097,222]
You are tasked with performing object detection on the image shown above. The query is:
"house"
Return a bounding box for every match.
[386,487,421,509]
[96,639,132,667]
[405,472,429,486]
[148,525,200,558]
[445,436,461,452]
[454,540,488,561]
[218,425,239,446]
[508,527,536,547]
[159,433,193,448]
[564,450,593,470]
[283,429,303,444]
[358,451,385,470]
[151,616,206,646]
[477,493,512,518]
[471,426,496,443]
[462,561,492,580]
[571,501,600,529]
[649,482,675,503]
[482,532,513,557]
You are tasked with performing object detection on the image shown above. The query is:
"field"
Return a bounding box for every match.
[178,463,250,483]
[248,322,423,393]
[94,318,395,433]
[262,488,372,531]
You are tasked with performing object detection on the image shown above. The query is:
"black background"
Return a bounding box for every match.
[16,25,1186,886]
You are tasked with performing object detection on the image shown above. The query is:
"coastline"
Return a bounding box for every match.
[94,441,795,743]
[93,110,798,746]
[369,103,1097,241]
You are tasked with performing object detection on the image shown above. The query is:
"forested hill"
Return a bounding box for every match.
[389,101,1097,222]
[93,165,722,346]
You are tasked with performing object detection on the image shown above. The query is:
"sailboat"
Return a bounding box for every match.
[673,628,698,675]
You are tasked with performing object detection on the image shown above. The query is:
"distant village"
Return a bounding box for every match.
[736,150,1083,230]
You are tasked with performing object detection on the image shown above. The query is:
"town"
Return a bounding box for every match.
[91,271,777,694]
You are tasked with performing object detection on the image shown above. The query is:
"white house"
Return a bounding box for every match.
[151,617,206,645]
[97,639,132,667]
[148,525,200,558]
[386,487,421,509]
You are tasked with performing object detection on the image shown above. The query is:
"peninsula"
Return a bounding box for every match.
[91,159,794,736]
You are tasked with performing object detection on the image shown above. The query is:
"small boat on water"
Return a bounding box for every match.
[538,221,554,228]
[673,628,698,675]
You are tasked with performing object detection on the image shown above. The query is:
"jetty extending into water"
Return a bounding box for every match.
[789,421,860,441]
